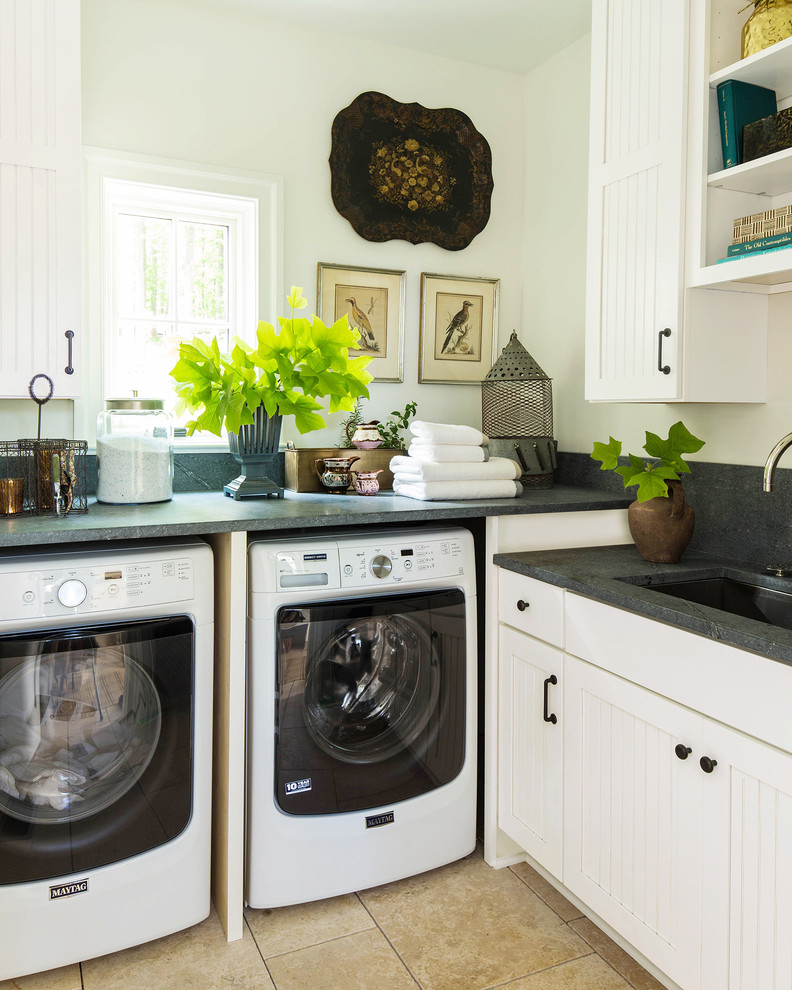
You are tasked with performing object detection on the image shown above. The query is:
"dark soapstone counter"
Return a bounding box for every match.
[494,542,792,667]
[0,486,632,550]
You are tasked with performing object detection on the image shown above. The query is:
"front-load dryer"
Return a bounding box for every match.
[245,527,476,908]
[0,539,213,981]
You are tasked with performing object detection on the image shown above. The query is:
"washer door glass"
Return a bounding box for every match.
[303,614,439,765]
[0,642,161,824]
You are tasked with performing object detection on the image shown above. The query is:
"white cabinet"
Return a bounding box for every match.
[0,0,82,398]
[563,657,703,990]
[497,625,563,878]
[585,0,768,403]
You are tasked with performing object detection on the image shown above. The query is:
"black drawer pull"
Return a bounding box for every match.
[657,327,671,375]
[700,756,718,774]
[543,675,558,724]
[675,744,692,760]
[64,329,75,375]
[516,599,529,612]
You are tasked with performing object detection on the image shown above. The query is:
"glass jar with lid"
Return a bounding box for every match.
[96,399,174,504]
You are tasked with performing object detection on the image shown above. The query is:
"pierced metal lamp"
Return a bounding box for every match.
[481,331,556,488]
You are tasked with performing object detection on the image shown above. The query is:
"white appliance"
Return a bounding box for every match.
[0,540,214,981]
[246,527,477,908]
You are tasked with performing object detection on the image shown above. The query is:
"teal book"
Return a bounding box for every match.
[717,244,792,263]
[727,231,792,256]
[717,79,777,168]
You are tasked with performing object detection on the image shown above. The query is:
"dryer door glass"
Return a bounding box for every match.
[274,589,467,815]
[0,616,194,886]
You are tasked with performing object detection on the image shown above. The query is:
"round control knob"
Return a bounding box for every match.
[370,554,393,579]
[57,579,87,608]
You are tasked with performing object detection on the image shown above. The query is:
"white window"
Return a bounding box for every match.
[82,151,283,444]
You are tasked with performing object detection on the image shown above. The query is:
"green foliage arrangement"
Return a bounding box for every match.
[171,286,373,436]
[591,421,705,503]
[378,401,418,449]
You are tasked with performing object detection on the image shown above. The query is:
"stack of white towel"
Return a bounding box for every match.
[390,421,523,501]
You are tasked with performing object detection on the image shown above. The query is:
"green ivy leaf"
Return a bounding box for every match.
[591,437,622,470]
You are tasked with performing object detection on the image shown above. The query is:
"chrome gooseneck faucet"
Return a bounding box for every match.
[763,432,792,491]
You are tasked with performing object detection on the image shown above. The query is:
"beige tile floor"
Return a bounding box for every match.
[2,848,668,990]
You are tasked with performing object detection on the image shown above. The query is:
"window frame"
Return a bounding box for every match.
[81,149,283,448]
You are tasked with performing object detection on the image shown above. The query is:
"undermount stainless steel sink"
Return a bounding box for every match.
[637,576,792,630]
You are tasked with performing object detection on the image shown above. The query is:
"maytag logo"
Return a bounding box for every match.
[50,878,89,900]
[365,811,394,829]
[285,778,311,795]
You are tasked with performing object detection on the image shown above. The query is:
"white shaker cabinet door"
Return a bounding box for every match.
[0,0,81,397]
[585,0,688,402]
[699,720,792,990]
[563,656,703,990]
[497,625,563,878]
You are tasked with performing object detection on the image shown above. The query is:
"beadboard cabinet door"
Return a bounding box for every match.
[497,626,563,878]
[0,0,82,397]
[699,720,792,990]
[563,656,704,990]
[585,0,688,402]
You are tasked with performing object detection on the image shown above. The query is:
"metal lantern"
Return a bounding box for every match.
[481,331,557,488]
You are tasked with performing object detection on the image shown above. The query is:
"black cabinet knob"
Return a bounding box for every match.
[700,756,718,774]
[516,599,529,612]
[675,744,692,760]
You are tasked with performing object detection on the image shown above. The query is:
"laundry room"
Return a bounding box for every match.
[5,0,792,989]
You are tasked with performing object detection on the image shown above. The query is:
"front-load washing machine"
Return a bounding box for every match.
[0,539,213,981]
[245,527,476,908]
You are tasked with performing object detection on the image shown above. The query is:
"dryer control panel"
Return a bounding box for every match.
[338,534,467,588]
[1,556,196,619]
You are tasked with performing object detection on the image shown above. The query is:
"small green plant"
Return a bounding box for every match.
[378,402,418,450]
[171,286,373,436]
[591,421,705,502]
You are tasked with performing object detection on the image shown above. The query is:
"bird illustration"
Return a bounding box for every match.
[441,300,473,353]
[345,297,379,350]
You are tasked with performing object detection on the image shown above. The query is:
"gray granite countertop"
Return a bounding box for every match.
[0,486,631,549]
[494,544,792,667]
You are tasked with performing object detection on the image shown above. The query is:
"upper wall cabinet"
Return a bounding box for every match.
[0,0,82,398]
[585,0,768,404]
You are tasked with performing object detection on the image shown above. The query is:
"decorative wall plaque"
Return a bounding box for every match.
[329,91,493,252]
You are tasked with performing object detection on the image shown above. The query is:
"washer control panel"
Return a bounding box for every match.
[338,534,467,588]
[6,556,195,618]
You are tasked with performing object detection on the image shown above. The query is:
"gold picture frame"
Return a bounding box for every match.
[317,262,405,383]
[419,273,499,384]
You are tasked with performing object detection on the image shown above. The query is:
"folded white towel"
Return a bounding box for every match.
[393,479,523,501]
[406,443,489,463]
[409,421,488,446]
[390,455,521,482]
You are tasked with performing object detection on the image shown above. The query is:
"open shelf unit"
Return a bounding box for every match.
[689,10,792,293]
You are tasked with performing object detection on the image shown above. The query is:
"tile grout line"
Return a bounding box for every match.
[354,891,422,989]
[506,865,585,926]
[242,910,278,987]
[478,949,597,990]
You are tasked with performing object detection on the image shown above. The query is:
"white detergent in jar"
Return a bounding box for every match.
[96,399,174,504]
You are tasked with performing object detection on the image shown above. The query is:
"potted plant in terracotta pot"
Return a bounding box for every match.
[590,421,705,563]
[170,286,373,498]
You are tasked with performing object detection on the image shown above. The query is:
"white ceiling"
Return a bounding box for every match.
[196,0,592,75]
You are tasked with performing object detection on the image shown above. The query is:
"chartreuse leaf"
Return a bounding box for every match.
[170,287,373,437]
[591,437,622,471]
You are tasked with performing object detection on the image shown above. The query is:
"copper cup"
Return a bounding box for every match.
[0,477,25,514]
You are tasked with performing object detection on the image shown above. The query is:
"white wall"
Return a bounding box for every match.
[77,0,527,448]
[523,34,792,469]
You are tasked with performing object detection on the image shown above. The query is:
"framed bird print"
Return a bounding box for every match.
[316,262,405,382]
[418,273,499,384]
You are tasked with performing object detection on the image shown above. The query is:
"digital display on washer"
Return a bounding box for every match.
[400,549,413,556]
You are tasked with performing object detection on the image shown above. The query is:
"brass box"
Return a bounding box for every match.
[284,447,397,493]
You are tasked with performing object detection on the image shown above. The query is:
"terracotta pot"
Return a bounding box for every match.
[627,481,695,563]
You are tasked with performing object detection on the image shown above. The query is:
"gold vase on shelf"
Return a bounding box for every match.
[741,0,792,58]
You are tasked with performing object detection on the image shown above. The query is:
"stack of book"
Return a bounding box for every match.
[717,205,792,264]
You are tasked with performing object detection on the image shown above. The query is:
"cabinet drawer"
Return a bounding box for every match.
[498,569,564,647]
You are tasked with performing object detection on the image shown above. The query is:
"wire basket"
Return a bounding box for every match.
[0,440,88,516]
